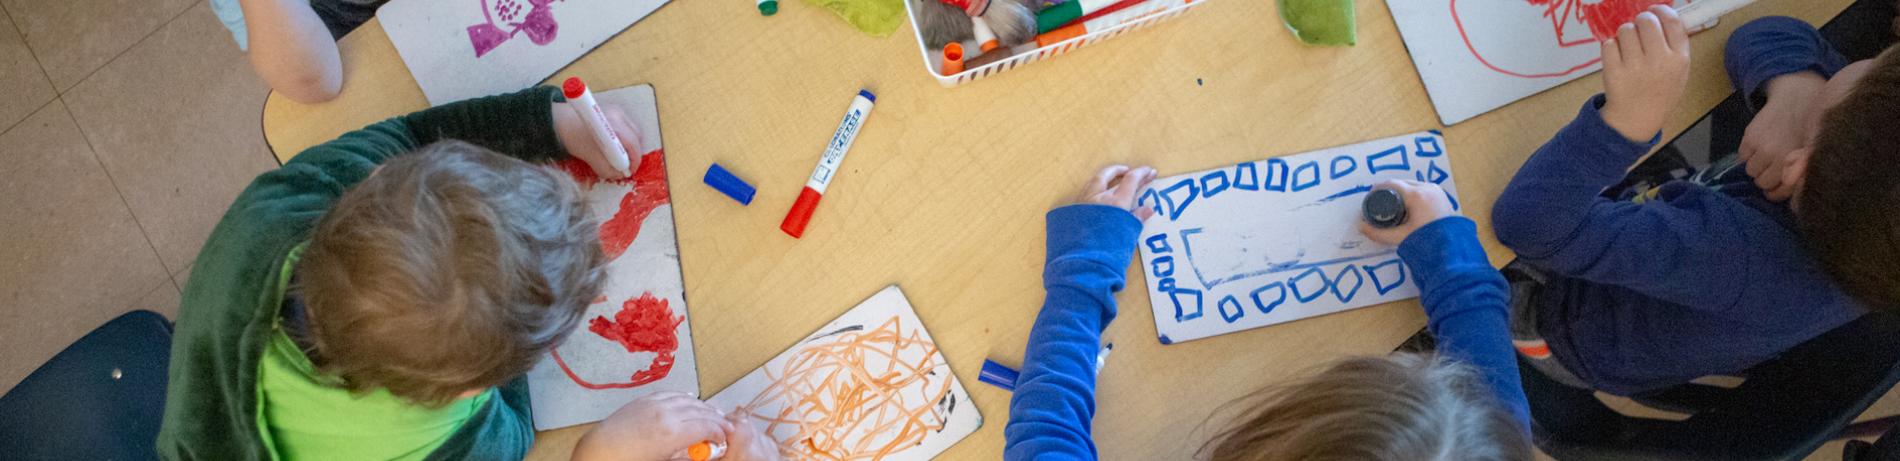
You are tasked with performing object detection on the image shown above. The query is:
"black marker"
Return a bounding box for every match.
[1363,188,1406,229]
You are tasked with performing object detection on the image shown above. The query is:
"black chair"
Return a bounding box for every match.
[0,310,174,461]
[1524,312,1900,461]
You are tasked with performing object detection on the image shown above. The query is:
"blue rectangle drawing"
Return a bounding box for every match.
[1135,131,1461,344]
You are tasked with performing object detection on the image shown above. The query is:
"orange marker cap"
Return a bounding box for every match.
[1035,23,1088,48]
[941,43,966,75]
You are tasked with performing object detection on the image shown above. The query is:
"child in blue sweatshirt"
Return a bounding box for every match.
[1002,166,1531,460]
[1493,6,1899,396]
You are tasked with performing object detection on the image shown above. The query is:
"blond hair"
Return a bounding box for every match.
[1201,353,1531,461]
[298,140,605,407]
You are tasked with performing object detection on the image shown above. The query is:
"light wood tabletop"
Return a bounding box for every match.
[260,0,1852,458]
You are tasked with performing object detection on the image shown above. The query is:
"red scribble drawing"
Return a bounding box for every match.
[468,0,564,57]
[1454,0,1674,78]
[551,293,682,389]
[557,149,670,260]
[732,317,958,460]
[548,149,679,390]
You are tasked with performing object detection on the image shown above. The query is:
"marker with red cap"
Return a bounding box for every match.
[561,77,631,176]
[781,89,876,238]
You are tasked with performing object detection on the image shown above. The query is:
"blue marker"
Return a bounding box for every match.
[703,163,756,205]
[977,344,1113,392]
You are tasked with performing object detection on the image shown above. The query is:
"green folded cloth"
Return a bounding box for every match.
[807,0,906,37]
[1278,0,1355,46]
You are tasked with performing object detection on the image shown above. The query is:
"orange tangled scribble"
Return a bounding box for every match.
[734,317,957,461]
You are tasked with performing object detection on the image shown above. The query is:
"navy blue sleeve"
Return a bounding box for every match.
[1003,204,1141,461]
[1397,217,1529,432]
[1725,16,1849,110]
[1492,96,1781,310]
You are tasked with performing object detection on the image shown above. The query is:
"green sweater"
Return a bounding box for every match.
[157,87,571,460]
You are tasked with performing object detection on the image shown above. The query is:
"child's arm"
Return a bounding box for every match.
[240,0,344,103]
[1004,166,1156,461]
[1361,180,1529,431]
[1727,17,1849,200]
[1493,7,1775,308]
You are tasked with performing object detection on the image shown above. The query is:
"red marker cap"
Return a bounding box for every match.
[562,77,587,99]
[780,187,824,238]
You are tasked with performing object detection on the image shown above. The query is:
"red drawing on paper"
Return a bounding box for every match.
[557,149,670,260]
[550,293,682,389]
[1454,0,1674,78]
[548,149,679,390]
[468,0,564,57]
[729,317,958,460]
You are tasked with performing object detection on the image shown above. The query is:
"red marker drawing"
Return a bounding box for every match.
[781,89,877,238]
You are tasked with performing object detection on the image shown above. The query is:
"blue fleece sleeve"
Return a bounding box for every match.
[1725,16,1848,110]
[1397,217,1529,432]
[1003,204,1142,461]
[1492,96,1781,309]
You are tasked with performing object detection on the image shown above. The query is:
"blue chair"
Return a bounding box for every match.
[0,310,173,461]
[1523,312,1900,460]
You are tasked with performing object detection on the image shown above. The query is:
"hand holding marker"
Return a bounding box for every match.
[562,77,633,177]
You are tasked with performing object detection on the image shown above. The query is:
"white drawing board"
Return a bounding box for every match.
[379,0,671,105]
[1136,131,1460,344]
[1385,0,1687,124]
[525,84,700,430]
[707,286,981,461]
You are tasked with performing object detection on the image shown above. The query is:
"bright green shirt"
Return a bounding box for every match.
[254,247,493,461]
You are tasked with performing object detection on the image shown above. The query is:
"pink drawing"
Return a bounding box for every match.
[1453,0,1674,78]
[468,0,564,57]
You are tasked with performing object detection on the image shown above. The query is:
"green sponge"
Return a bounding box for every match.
[805,0,905,37]
[1278,0,1355,46]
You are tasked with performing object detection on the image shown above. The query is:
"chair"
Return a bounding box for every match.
[0,310,174,461]
[1524,312,1900,461]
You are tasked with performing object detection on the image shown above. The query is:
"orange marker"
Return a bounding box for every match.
[941,43,966,75]
[971,17,1001,52]
[678,441,725,461]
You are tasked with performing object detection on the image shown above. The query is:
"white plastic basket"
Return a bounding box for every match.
[906,0,1207,87]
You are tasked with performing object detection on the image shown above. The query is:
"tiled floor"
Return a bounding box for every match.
[0,0,272,394]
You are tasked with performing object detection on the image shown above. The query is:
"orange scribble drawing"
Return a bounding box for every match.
[730,316,959,461]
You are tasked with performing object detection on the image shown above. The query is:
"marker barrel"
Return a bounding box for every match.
[562,77,631,176]
[781,90,877,238]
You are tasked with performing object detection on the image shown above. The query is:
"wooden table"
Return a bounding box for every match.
[261,0,1852,458]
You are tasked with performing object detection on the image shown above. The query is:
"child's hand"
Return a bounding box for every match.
[1357,180,1458,247]
[552,101,646,180]
[571,392,733,461]
[1757,147,1812,203]
[1599,5,1691,143]
[1742,72,1825,199]
[721,412,783,461]
[1074,165,1158,221]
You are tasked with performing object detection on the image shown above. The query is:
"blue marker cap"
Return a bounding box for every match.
[857,89,876,103]
[978,360,1019,392]
[703,163,756,205]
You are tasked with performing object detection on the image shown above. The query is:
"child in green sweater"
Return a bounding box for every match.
[155,87,725,461]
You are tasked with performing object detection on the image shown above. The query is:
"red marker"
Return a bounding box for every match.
[781,89,877,238]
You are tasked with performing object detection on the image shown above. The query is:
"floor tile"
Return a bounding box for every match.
[0,102,171,395]
[1,0,197,91]
[0,6,53,133]
[64,3,274,272]
[134,270,182,321]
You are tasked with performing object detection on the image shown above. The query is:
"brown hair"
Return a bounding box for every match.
[1200,353,1532,461]
[298,140,605,407]
[1798,46,1900,313]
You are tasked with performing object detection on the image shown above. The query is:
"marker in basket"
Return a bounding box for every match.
[781,89,877,238]
[1036,0,1131,32]
[971,16,1001,52]
[562,77,632,176]
[756,0,778,16]
[1035,0,1180,47]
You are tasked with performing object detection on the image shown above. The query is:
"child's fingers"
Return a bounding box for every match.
[1633,12,1665,53]
[1110,167,1156,207]
[1617,23,1642,61]
[1089,165,1130,196]
[671,417,735,446]
[1134,206,1156,222]
[1652,5,1690,52]
[1601,38,1623,70]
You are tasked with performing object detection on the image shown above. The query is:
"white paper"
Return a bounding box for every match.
[525,84,700,430]
[1385,0,1688,124]
[707,286,982,461]
[1136,131,1460,344]
[379,0,671,106]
